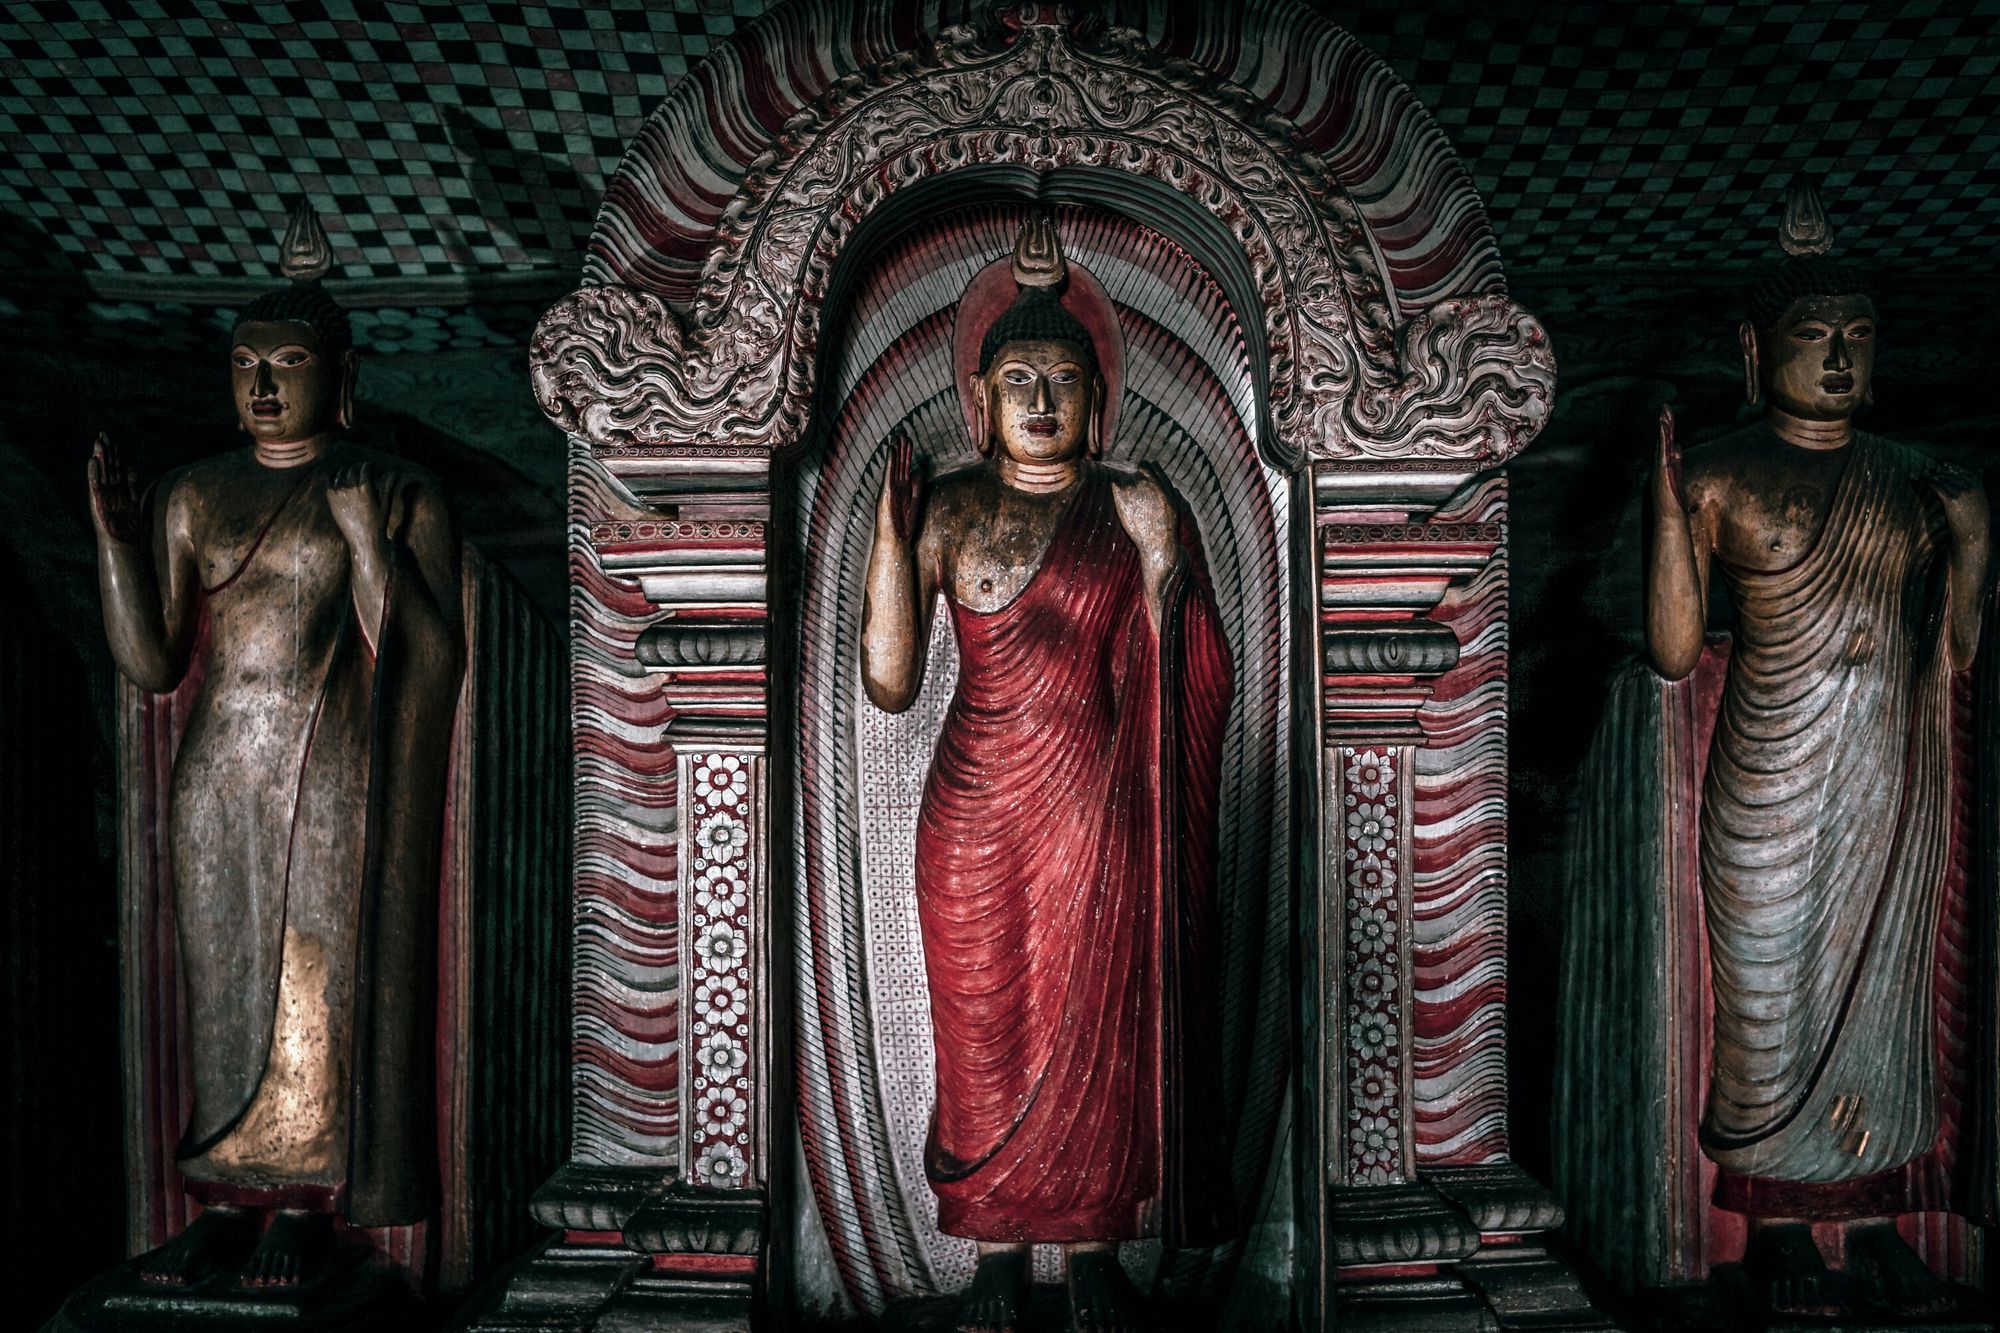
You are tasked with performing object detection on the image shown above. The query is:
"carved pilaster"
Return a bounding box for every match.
[1311,478,1611,1331]
[471,443,777,1333]
[602,451,774,1305]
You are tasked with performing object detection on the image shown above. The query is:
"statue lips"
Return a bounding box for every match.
[1024,417,1059,437]
[250,399,284,419]
[1821,373,1855,395]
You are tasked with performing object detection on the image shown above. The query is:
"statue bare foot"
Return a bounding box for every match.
[1745,1220,1846,1319]
[955,1247,1030,1333]
[1848,1221,1957,1315]
[237,1210,335,1290]
[134,1205,259,1286]
[1066,1248,1147,1333]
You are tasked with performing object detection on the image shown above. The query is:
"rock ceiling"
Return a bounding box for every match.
[2,0,1994,291]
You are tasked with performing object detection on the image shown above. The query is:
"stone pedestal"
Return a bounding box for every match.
[45,1249,417,1333]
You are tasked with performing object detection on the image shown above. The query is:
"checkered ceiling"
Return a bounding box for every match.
[1,0,1995,286]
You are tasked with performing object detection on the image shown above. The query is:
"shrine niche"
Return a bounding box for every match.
[474,2,1591,1330]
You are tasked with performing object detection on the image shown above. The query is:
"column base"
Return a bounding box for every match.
[1332,1165,1617,1332]
[460,1165,765,1332]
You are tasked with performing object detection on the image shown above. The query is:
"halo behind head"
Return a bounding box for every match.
[953,215,1124,450]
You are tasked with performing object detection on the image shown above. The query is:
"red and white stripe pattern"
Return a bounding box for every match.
[569,443,682,1167]
[1411,476,1511,1167]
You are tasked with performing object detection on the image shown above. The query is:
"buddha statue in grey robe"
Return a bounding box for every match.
[1644,180,1990,1317]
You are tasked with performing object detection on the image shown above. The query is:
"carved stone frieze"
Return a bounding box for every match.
[1323,623,1462,677]
[636,622,767,670]
[1328,1181,1483,1266]
[622,1187,765,1257]
[530,18,1554,467]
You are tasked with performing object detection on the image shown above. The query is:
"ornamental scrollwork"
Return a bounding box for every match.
[533,16,1553,466]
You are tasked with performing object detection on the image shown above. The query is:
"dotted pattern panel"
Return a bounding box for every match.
[1,1,1994,281]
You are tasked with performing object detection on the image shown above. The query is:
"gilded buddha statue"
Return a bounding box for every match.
[1644,180,1990,1317]
[87,204,463,1290]
[860,217,1234,1333]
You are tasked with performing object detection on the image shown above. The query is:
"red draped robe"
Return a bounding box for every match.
[913,469,1233,1244]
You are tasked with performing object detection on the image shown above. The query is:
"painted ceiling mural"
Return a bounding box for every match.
[2,0,1995,294]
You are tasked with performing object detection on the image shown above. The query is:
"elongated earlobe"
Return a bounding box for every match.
[967,373,992,458]
[1087,375,1105,458]
[1738,323,1761,408]
[338,350,359,431]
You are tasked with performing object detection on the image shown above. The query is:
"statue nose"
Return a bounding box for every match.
[1030,375,1053,413]
[1825,332,1852,372]
[253,360,276,396]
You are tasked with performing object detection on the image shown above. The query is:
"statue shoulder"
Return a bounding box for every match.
[1857,430,1950,479]
[1677,426,1765,513]
[338,444,449,512]
[1106,463,1178,557]
[338,443,441,488]
[928,461,985,499]
[152,453,242,530]
[923,461,986,524]
[1861,433,1986,511]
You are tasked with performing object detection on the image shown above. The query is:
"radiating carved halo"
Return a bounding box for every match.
[951,247,1124,453]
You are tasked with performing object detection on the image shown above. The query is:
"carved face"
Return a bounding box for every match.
[975,339,1098,463]
[1747,294,1877,421]
[231,320,348,442]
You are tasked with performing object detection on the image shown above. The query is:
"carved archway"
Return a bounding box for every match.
[531,4,1552,467]
[502,4,1576,1330]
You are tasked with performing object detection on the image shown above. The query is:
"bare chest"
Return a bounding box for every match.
[1710,457,1847,573]
[194,473,347,601]
[939,489,1079,613]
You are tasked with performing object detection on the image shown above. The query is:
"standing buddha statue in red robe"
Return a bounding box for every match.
[860,216,1234,1333]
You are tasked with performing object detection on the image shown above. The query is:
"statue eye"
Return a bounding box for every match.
[1794,327,1828,341]
[1002,368,1034,384]
[1848,325,1874,340]
[1051,369,1079,384]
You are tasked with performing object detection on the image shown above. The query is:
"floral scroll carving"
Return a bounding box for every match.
[530,18,1554,468]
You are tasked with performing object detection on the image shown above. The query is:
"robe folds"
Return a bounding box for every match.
[1699,433,1958,1190]
[913,470,1233,1244]
[169,450,460,1227]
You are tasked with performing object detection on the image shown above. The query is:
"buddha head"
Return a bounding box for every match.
[968,216,1104,463]
[231,202,357,443]
[1739,178,1876,422]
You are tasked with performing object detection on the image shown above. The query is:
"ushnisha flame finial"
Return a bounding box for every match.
[1777,177,1834,258]
[1010,213,1067,290]
[278,199,334,283]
